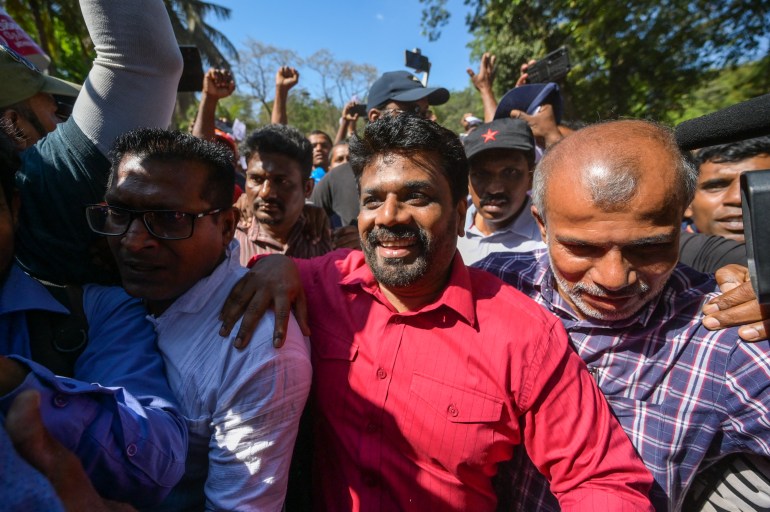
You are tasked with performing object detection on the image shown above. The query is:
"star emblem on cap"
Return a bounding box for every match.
[481,129,499,143]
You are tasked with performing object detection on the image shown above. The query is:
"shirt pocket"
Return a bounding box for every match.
[410,372,504,423]
[407,372,505,469]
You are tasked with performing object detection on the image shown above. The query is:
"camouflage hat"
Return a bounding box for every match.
[0,42,80,109]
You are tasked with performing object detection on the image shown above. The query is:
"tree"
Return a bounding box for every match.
[420,0,770,123]
[163,0,236,68]
[4,0,92,81]
[234,40,378,134]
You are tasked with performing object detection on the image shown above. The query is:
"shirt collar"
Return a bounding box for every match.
[339,250,476,326]
[155,240,242,318]
[0,264,69,315]
[464,197,539,240]
[243,214,307,251]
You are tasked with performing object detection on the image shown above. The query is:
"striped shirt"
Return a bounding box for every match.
[476,250,770,511]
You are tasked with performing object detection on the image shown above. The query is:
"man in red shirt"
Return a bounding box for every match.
[236,115,653,511]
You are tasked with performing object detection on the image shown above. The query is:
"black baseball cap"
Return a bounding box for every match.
[366,71,449,112]
[494,83,563,124]
[463,118,535,162]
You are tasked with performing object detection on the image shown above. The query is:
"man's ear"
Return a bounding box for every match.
[368,109,381,123]
[532,204,547,242]
[455,198,467,238]
[221,206,239,244]
[304,178,314,198]
[684,203,693,219]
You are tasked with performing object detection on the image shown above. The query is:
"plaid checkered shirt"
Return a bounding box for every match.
[476,250,770,511]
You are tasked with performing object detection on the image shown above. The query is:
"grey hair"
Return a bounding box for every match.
[532,120,698,222]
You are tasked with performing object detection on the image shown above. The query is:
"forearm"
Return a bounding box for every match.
[479,87,497,123]
[0,358,187,507]
[72,0,183,155]
[334,118,348,144]
[272,85,289,125]
[524,324,653,510]
[192,94,219,141]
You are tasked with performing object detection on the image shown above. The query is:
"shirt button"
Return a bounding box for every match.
[126,443,138,457]
[366,422,379,433]
[52,394,69,408]
[376,367,387,380]
[447,403,459,417]
[392,317,402,324]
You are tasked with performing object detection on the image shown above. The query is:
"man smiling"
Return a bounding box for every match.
[243,115,653,511]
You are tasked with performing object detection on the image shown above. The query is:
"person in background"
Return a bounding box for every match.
[329,141,349,170]
[684,136,770,242]
[235,123,333,264]
[457,117,544,265]
[311,70,450,233]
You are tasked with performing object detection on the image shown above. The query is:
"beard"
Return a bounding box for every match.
[362,224,432,288]
[549,253,665,321]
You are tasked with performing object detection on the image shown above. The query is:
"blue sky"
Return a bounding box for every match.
[211,0,478,97]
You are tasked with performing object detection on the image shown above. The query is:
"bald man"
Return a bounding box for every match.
[478,120,770,511]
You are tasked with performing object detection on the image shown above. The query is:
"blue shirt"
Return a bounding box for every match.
[0,265,187,507]
[476,250,770,511]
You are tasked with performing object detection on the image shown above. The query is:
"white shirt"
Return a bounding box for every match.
[150,241,312,511]
[457,197,546,265]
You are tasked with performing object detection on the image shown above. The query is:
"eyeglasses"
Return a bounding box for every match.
[85,204,224,240]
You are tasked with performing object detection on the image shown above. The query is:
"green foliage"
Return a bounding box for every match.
[4,0,236,80]
[669,56,770,124]
[421,0,770,123]
[5,0,93,80]
[431,85,484,133]
[254,89,342,137]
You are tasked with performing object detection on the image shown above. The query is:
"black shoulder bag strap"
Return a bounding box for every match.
[25,284,88,378]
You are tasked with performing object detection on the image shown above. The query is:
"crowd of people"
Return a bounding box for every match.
[1,0,769,511]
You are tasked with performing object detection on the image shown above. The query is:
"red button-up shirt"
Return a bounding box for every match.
[289,250,653,511]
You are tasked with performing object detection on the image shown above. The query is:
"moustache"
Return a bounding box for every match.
[254,198,283,208]
[572,280,650,298]
[479,194,510,206]
[366,225,425,246]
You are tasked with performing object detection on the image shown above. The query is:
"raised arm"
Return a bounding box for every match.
[334,101,360,144]
[15,0,183,285]
[271,66,299,125]
[467,52,498,122]
[73,0,183,154]
[192,68,235,142]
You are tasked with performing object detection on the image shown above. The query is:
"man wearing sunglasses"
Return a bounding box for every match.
[88,128,311,510]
